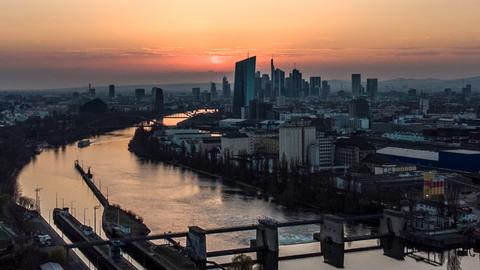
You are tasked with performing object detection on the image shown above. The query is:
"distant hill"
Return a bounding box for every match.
[323,76,480,93]
[2,76,479,94]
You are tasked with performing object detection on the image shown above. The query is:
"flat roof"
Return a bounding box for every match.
[219,118,247,123]
[441,149,480,155]
[377,147,439,161]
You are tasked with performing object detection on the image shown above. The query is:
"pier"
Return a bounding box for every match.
[74,160,197,270]
[74,160,109,207]
[53,208,136,270]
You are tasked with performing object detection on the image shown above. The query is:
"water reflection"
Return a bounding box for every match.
[17,114,480,269]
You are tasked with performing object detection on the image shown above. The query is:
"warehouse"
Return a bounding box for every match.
[376,147,480,173]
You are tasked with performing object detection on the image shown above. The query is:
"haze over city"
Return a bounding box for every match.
[2,1,480,270]
[1,0,480,89]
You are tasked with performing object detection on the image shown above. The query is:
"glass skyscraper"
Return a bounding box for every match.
[232,56,256,117]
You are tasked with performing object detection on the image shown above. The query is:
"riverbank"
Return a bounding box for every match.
[128,126,380,215]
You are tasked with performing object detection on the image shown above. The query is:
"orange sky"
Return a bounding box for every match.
[1,0,480,89]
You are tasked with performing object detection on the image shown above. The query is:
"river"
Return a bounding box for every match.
[18,114,480,269]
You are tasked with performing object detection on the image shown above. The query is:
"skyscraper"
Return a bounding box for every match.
[88,84,96,97]
[192,87,201,101]
[232,56,256,117]
[261,74,271,98]
[366,78,378,99]
[152,87,164,114]
[222,76,231,98]
[309,76,321,96]
[273,68,285,97]
[462,84,472,96]
[270,59,275,91]
[352,74,361,98]
[321,80,330,98]
[210,82,217,99]
[135,88,145,100]
[289,68,302,97]
[108,84,115,98]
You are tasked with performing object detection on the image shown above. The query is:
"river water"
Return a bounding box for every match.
[17,115,480,269]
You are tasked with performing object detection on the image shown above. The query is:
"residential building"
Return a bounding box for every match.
[221,132,250,157]
[308,132,334,170]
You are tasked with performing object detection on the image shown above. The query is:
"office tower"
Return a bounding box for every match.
[289,68,303,97]
[321,80,330,98]
[152,87,164,114]
[270,59,275,90]
[135,88,145,100]
[279,119,316,165]
[210,82,217,99]
[232,56,256,117]
[366,78,378,99]
[349,98,370,118]
[352,74,361,98]
[248,99,273,120]
[88,84,96,97]
[201,91,211,103]
[261,74,271,98]
[255,76,262,100]
[308,132,334,170]
[273,68,285,97]
[309,76,321,96]
[462,84,472,96]
[192,87,201,101]
[108,84,115,98]
[302,80,309,98]
[408,88,417,97]
[222,76,231,98]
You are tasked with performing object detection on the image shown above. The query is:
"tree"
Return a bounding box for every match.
[229,254,254,270]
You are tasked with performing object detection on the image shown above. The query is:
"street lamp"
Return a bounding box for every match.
[83,208,88,225]
[70,200,76,216]
[93,205,100,234]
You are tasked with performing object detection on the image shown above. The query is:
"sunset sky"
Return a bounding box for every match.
[1,0,480,89]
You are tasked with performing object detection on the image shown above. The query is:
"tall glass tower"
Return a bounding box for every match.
[232,56,256,117]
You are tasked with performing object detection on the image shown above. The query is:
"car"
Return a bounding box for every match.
[36,234,53,246]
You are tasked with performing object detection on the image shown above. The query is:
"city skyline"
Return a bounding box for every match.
[1,0,480,89]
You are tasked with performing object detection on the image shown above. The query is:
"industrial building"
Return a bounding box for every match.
[377,147,480,173]
[279,119,316,165]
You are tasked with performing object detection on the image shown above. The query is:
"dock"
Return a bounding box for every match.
[53,208,136,270]
[74,160,108,207]
[74,160,197,270]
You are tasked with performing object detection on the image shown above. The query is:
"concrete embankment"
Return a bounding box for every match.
[74,161,197,270]
[53,208,136,270]
[74,161,109,207]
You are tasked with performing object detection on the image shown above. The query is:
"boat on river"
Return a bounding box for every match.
[77,139,91,148]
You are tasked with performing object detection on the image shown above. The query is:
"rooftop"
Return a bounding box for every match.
[377,147,439,161]
[441,149,480,155]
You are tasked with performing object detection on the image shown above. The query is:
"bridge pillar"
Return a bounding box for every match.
[110,240,123,262]
[186,226,207,270]
[320,215,345,268]
[379,209,405,260]
[256,219,279,270]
